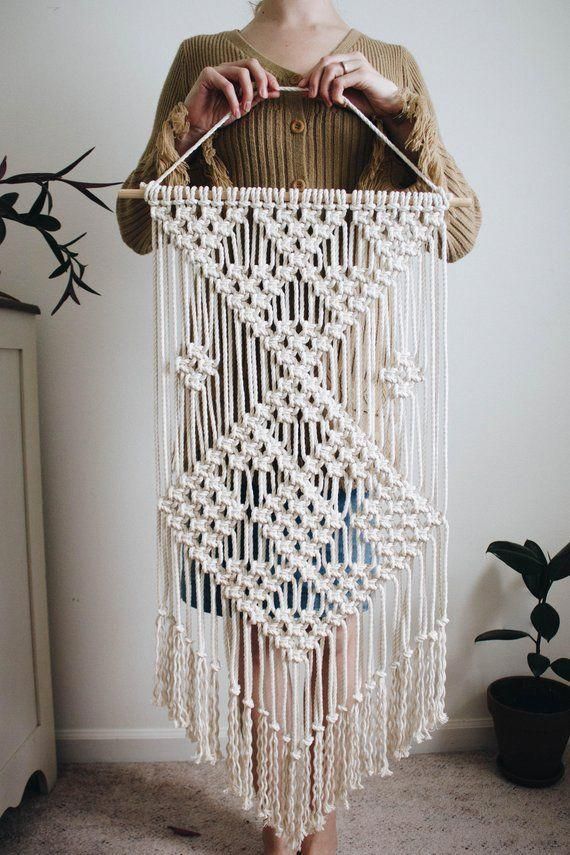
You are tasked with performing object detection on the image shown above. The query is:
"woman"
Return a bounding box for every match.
[116,2,480,853]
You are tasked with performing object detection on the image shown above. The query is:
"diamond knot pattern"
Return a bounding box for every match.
[150,188,447,659]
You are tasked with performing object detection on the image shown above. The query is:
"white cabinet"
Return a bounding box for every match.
[0,300,56,815]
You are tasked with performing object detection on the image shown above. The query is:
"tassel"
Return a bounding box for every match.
[154,100,192,187]
[201,134,233,188]
[398,87,446,188]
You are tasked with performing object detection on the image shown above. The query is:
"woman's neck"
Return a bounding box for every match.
[251,0,347,30]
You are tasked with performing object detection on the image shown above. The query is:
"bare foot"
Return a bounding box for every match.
[262,824,296,855]
[300,810,338,855]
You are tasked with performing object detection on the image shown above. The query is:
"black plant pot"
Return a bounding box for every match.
[487,675,570,787]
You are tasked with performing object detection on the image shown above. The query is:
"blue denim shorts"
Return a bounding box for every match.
[180,486,374,618]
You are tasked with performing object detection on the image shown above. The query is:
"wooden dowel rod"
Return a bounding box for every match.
[116,187,472,208]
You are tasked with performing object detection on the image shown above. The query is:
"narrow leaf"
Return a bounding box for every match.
[50,288,72,315]
[29,184,48,217]
[36,214,61,231]
[0,192,19,207]
[49,260,70,279]
[474,629,532,642]
[2,171,59,184]
[0,155,6,179]
[0,217,6,245]
[64,178,123,188]
[61,232,87,248]
[77,280,101,296]
[531,602,560,641]
[41,230,65,264]
[528,652,550,677]
[70,184,113,212]
[55,146,95,177]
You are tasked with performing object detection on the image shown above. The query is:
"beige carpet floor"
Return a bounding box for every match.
[0,750,568,854]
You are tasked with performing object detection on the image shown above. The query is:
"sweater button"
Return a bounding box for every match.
[290,117,305,134]
[290,178,307,191]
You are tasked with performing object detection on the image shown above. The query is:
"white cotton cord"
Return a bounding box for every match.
[147,85,449,206]
[146,178,450,851]
[340,93,449,201]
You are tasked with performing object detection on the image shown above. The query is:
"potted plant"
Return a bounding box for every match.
[475,539,570,786]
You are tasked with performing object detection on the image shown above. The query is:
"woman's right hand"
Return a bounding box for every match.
[175,59,281,154]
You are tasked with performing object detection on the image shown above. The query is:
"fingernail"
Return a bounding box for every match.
[245,101,251,112]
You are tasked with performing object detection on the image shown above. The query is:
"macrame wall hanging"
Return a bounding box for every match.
[121,87,457,852]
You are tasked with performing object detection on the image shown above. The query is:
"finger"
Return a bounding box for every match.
[234,66,255,111]
[220,65,271,113]
[243,57,270,98]
[266,70,281,95]
[300,64,324,99]
[330,69,368,107]
[299,53,366,93]
[318,63,345,107]
[205,67,241,118]
[321,52,366,70]
[220,57,277,99]
[218,65,255,111]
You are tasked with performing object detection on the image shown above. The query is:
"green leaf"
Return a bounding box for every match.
[60,232,86,249]
[49,260,70,279]
[33,213,61,231]
[40,229,65,264]
[0,192,19,208]
[522,569,549,600]
[531,602,560,641]
[19,211,61,231]
[486,541,544,575]
[474,629,532,642]
[548,542,570,581]
[528,652,550,677]
[55,146,95,177]
[69,183,114,213]
[550,658,570,682]
[524,540,548,565]
[29,184,49,218]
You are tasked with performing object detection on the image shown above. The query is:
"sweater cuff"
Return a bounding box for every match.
[395,85,446,188]
[149,100,234,189]
[356,86,447,192]
[150,100,194,186]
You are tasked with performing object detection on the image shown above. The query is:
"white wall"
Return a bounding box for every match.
[2,1,568,761]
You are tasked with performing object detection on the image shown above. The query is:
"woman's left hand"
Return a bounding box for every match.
[297,52,404,120]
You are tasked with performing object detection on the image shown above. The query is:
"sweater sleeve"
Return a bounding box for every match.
[115,40,200,256]
[357,44,482,264]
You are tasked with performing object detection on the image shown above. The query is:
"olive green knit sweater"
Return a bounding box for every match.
[116,28,481,262]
